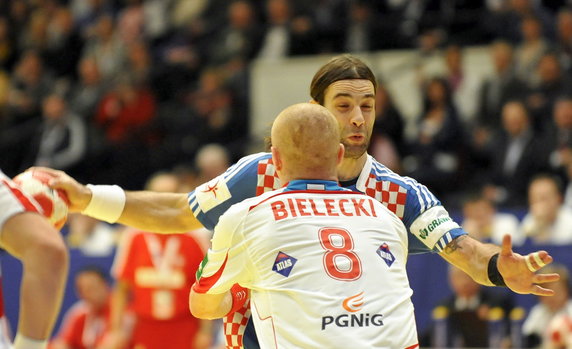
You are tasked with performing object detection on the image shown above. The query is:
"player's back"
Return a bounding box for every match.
[235,181,418,348]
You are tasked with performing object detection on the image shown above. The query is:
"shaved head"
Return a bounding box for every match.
[271,103,343,181]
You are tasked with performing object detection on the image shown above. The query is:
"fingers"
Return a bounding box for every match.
[525,251,552,272]
[530,284,556,297]
[500,234,513,257]
[532,272,560,285]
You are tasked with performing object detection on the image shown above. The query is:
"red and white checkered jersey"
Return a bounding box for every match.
[193,180,419,349]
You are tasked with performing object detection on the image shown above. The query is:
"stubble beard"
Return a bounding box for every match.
[342,140,368,159]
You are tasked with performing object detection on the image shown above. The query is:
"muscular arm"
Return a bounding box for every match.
[439,235,499,286]
[120,191,203,233]
[0,212,69,340]
[440,234,560,295]
[36,167,205,233]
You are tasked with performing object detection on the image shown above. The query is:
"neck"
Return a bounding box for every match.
[337,153,367,181]
[280,171,338,184]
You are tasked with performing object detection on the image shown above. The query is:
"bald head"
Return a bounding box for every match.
[271,103,342,181]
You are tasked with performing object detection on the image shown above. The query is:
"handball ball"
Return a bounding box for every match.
[13,170,69,230]
[547,314,572,349]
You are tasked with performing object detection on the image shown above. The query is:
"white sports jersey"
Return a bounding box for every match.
[194,180,419,349]
[0,171,41,234]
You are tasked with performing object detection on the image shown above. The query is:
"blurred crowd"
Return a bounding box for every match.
[0,0,568,197]
[3,0,572,348]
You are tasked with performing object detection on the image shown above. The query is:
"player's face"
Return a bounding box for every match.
[322,79,375,159]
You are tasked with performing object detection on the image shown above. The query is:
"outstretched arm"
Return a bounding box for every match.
[439,234,559,296]
[1,212,69,345]
[34,167,203,233]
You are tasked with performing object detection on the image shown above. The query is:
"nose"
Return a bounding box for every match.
[350,107,365,127]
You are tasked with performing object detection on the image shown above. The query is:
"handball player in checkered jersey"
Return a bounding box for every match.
[0,170,68,349]
[39,54,559,349]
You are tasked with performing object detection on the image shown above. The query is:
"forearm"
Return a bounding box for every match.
[439,235,500,286]
[120,191,202,233]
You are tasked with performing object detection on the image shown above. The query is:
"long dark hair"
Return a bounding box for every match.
[310,54,377,105]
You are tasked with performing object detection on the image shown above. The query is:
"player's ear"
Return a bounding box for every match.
[337,144,345,166]
[271,146,283,171]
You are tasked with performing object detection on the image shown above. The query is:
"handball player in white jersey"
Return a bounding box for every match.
[190,103,419,348]
[0,170,68,349]
[40,55,560,349]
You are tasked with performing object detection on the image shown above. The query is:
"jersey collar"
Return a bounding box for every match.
[355,154,374,192]
[284,179,345,192]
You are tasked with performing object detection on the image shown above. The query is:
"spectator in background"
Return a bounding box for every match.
[19,8,50,55]
[51,266,131,349]
[6,50,53,125]
[488,0,554,44]
[546,96,572,178]
[111,171,213,349]
[443,44,481,126]
[423,265,514,348]
[461,193,522,246]
[69,57,107,121]
[307,0,345,53]
[82,15,126,83]
[194,143,231,184]
[514,15,550,87]
[21,93,87,176]
[483,101,548,207]
[527,52,572,133]
[522,264,572,348]
[187,68,248,158]
[404,77,465,200]
[44,6,83,81]
[0,16,18,71]
[94,74,157,189]
[95,75,156,145]
[257,0,315,60]
[555,8,572,74]
[124,40,153,87]
[207,0,263,69]
[520,174,572,244]
[565,162,572,209]
[116,0,144,46]
[368,82,405,173]
[477,40,527,131]
[343,1,376,53]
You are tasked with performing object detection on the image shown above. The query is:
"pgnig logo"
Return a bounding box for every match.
[321,292,384,330]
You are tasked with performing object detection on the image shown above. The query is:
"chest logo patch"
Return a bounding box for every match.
[376,243,395,267]
[272,251,297,277]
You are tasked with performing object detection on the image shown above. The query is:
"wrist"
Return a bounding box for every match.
[81,184,126,223]
[13,333,48,349]
[487,253,507,287]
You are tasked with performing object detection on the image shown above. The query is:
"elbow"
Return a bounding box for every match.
[189,291,221,320]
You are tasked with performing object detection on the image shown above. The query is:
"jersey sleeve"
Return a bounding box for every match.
[397,176,466,254]
[192,204,253,294]
[365,163,467,254]
[187,153,273,230]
